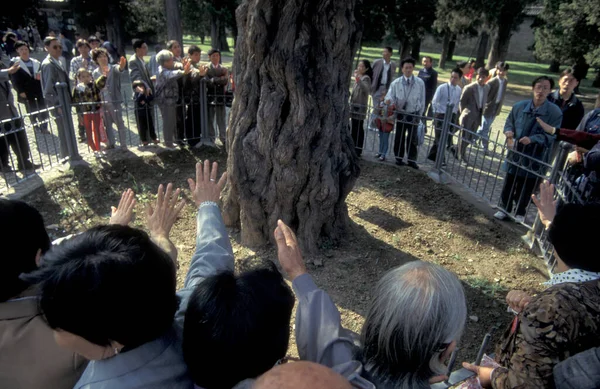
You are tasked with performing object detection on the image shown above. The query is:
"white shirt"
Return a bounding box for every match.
[381,60,391,86]
[384,75,426,115]
[431,82,462,114]
[496,78,506,104]
[477,84,485,109]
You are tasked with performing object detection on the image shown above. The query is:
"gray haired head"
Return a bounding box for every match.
[359,261,466,389]
[156,49,174,67]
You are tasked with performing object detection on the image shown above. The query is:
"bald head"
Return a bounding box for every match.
[254,361,351,389]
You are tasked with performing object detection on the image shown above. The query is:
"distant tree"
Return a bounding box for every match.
[165,0,183,45]
[534,0,600,85]
[181,0,211,41]
[125,0,167,42]
[0,0,40,31]
[70,0,128,52]
[389,0,437,61]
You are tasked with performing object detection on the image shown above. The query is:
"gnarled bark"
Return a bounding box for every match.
[165,0,183,45]
[223,0,362,254]
[475,31,489,69]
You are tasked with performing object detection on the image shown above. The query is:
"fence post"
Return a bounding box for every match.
[55,82,81,161]
[428,103,453,184]
[199,79,208,144]
[549,141,569,185]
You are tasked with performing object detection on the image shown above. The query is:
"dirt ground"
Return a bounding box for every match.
[23,148,548,364]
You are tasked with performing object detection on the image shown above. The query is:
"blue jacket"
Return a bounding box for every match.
[503,99,562,177]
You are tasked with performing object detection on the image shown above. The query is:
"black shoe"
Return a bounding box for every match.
[17,161,41,171]
[395,159,405,166]
[407,162,419,170]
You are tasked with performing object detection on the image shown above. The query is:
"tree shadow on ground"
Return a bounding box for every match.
[356,160,527,254]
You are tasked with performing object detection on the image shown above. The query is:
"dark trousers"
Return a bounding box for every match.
[185,101,202,147]
[394,113,419,162]
[350,118,365,156]
[135,105,157,143]
[427,113,456,161]
[500,172,538,216]
[176,101,185,143]
[25,97,49,131]
[0,120,31,169]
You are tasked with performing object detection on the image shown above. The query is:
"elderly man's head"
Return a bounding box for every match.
[360,261,466,388]
[156,49,176,70]
[253,361,351,389]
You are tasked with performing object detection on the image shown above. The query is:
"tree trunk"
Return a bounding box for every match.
[201,35,205,44]
[446,37,456,61]
[210,16,220,49]
[439,32,450,69]
[410,38,421,61]
[593,71,600,88]
[219,22,230,52]
[165,0,183,44]
[475,31,489,69]
[487,25,511,68]
[223,0,362,253]
[399,37,411,61]
[548,60,560,73]
[105,2,125,56]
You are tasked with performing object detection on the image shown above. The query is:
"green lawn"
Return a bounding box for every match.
[179,36,598,98]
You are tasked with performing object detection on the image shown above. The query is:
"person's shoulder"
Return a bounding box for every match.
[415,76,425,86]
[546,100,563,116]
[524,281,599,321]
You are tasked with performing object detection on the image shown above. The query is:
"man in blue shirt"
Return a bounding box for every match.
[494,76,562,223]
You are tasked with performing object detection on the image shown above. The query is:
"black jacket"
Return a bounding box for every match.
[9,57,44,104]
[547,90,585,130]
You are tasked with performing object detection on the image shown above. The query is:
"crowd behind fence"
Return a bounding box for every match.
[2,85,595,273]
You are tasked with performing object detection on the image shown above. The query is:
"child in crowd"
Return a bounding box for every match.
[132,80,158,147]
[72,68,106,157]
[92,48,128,150]
[374,93,394,161]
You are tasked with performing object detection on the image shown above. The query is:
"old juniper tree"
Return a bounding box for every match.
[222,0,362,253]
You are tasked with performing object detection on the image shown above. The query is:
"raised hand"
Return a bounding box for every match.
[274,220,306,281]
[7,62,20,74]
[119,56,127,71]
[187,160,227,206]
[109,189,137,226]
[536,117,555,135]
[506,290,532,313]
[531,180,557,228]
[183,60,192,75]
[146,183,185,239]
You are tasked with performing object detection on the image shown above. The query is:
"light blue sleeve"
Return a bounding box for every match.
[175,202,234,323]
[530,107,561,146]
[504,105,517,135]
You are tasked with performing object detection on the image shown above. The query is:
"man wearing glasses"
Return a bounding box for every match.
[41,36,72,160]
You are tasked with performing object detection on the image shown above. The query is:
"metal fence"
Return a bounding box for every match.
[353,101,596,273]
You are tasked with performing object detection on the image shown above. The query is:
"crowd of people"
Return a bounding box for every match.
[349,47,599,223]
[1,160,599,389]
[1,30,233,173]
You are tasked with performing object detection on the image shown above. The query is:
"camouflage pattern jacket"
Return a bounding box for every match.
[492,279,600,389]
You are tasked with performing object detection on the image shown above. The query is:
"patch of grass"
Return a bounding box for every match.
[466,276,508,297]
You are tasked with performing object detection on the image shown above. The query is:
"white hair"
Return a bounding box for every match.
[156,49,174,66]
[360,261,467,389]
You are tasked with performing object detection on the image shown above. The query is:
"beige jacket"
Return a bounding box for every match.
[0,288,87,389]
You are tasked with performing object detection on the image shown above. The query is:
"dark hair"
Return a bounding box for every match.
[495,61,509,71]
[132,38,146,51]
[14,40,29,51]
[207,48,220,57]
[166,40,179,50]
[468,59,476,64]
[132,80,146,89]
[457,61,469,69]
[88,35,100,43]
[154,44,162,53]
[43,36,59,47]
[451,67,463,78]
[3,32,17,42]
[76,39,90,49]
[422,56,433,63]
[0,200,50,302]
[384,46,393,54]
[188,45,201,55]
[549,203,600,272]
[23,225,178,348]
[532,75,554,89]
[360,59,374,81]
[400,57,416,67]
[91,47,109,64]
[183,261,294,388]
[559,68,576,79]
[476,67,490,77]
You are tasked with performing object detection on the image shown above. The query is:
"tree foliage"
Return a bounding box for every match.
[534,0,600,67]
[0,0,42,30]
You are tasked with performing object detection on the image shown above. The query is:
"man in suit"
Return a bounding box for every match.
[456,67,490,162]
[369,47,397,129]
[128,38,157,146]
[417,56,438,117]
[205,49,229,149]
[41,36,72,160]
[0,62,39,172]
[477,61,509,151]
[9,40,49,134]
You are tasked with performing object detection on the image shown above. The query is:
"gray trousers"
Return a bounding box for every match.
[53,108,69,159]
[160,104,178,146]
[207,104,226,145]
[103,103,127,147]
